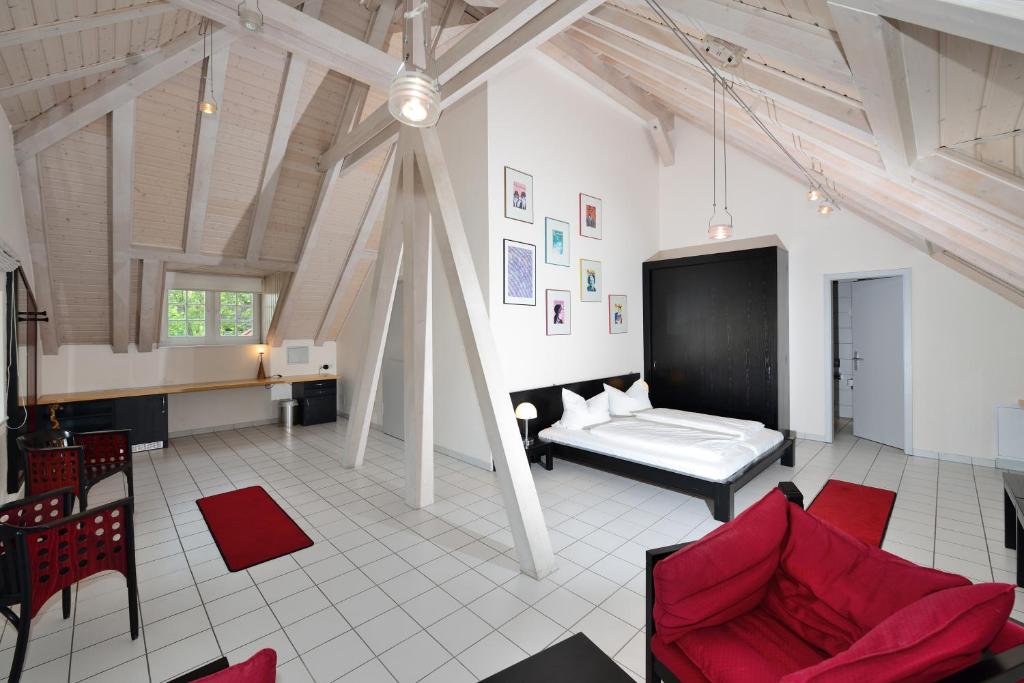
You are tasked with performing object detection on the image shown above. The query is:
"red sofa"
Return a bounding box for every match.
[645,484,1024,683]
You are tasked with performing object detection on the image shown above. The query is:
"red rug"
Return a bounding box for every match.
[197,486,313,572]
[807,479,896,547]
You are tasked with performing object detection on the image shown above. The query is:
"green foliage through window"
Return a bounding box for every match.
[167,289,205,337]
[219,291,254,337]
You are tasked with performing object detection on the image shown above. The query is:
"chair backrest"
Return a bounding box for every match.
[0,489,74,607]
[74,430,131,472]
[21,446,83,498]
[16,431,74,451]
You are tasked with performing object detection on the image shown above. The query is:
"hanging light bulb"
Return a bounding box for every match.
[708,222,733,240]
[388,64,441,127]
[237,0,263,31]
[818,198,836,215]
[806,187,822,202]
[706,77,734,241]
[198,21,218,116]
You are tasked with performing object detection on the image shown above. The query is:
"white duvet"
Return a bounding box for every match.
[540,416,784,483]
[631,407,764,438]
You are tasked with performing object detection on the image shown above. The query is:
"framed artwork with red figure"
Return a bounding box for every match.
[579,193,602,239]
[546,289,571,335]
[609,294,627,333]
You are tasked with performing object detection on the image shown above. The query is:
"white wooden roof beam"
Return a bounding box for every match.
[183,47,230,255]
[0,1,177,49]
[542,34,674,165]
[111,102,135,354]
[18,157,59,355]
[13,27,236,163]
[833,0,1024,55]
[618,0,853,89]
[245,0,323,264]
[137,259,165,352]
[1,52,157,99]
[167,0,400,89]
[829,3,917,179]
[132,246,298,272]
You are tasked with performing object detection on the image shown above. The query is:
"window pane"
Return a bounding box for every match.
[187,290,206,305]
[188,321,205,336]
[168,304,185,320]
[219,322,236,336]
[239,306,253,321]
[219,305,234,319]
[168,289,186,305]
[220,292,237,305]
[238,293,252,305]
[168,321,186,337]
[238,324,253,337]
[186,304,205,320]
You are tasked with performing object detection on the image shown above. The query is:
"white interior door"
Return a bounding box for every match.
[851,277,904,448]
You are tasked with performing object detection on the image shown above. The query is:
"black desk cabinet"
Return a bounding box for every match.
[38,394,168,452]
[292,379,337,426]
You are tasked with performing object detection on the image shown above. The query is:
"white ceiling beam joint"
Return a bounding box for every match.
[111,102,135,354]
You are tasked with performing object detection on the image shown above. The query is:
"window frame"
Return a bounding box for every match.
[162,287,261,347]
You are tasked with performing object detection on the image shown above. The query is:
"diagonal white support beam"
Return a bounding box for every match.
[246,0,323,264]
[411,126,554,579]
[184,47,230,254]
[137,259,165,352]
[111,102,135,354]
[402,147,433,509]
[832,0,1024,55]
[829,3,916,178]
[0,1,177,49]
[0,52,160,99]
[341,140,406,471]
[543,34,674,165]
[18,157,59,355]
[621,0,853,88]
[167,0,400,89]
[14,27,236,163]
[314,146,396,345]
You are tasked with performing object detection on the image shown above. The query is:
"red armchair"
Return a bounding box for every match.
[74,429,134,508]
[0,488,139,683]
[646,483,1024,683]
[15,440,86,510]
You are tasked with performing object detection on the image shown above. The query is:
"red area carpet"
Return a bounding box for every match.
[197,486,313,572]
[807,479,896,547]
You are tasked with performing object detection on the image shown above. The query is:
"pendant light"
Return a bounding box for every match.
[237,0,263,32]
[388,1,441,127]
[817,198,836,215]
[198,20,218,116]
[707,78,733,240]
[806,187,821,202]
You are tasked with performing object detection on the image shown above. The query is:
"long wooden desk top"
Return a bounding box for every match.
[38,374,337,405]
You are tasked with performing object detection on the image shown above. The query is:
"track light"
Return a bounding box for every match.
[238,1,263,32]
[817,199,836,215]
[806,187,821,202]
[198,99,217,115]
[388,65,441,127]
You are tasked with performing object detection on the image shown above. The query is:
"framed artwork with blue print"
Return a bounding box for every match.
[545,218,570,267]
[503,239,536,306]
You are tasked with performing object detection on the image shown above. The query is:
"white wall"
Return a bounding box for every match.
[487,55,660,391]
[659,120,1024,461]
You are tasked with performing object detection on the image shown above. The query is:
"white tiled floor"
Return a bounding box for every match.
[2,418,1019,682]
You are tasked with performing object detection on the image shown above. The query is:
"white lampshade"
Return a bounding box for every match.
[388,65,441,127]
[515,402,537,421]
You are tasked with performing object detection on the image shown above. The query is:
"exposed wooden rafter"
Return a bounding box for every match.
[14,27,237,163]
[131,246,297,273]
[137,259,165,352]
[111,103,135,354]
[18,157,59,355]
[0,1,177,49]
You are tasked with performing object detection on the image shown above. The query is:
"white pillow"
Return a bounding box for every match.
[560,388,609,430]
[604,380,653,415]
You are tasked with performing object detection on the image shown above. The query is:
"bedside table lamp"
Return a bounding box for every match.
[256,344,267,380]
[515,402,538,448]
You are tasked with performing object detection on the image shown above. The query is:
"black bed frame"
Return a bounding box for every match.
[645,483,1024,683]
[509,373,796,522]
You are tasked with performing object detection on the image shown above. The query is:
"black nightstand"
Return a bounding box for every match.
[524,440,552,471]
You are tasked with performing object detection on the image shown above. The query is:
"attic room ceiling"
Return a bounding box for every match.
[2,0,1022,356]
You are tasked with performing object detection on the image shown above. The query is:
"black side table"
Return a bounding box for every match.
[1002,471,1024,586]
[524,440,552,471]
[481,633,632,682]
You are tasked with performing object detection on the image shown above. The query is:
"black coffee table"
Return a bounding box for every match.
[481,633,633,682]
[1003,471,1024,586]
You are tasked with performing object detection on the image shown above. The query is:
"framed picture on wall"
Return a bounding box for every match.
[609,294,627,333]
[544,218,570,267]
[546,289,571,335]
[580,259,602,302]
[504,167,534,224]
[503,239,536,306]
[579,193,602,239]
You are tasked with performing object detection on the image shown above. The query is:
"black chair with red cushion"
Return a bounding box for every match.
[74,429,133,507]
[0,488,139,683]
[16,439,86,510]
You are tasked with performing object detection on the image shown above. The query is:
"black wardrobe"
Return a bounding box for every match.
[642,245,789,432]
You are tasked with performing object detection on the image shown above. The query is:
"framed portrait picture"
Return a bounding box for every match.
[609,294,627,333]
[580,259,602,302]
[504,167,534,223]
[579,193,602,239]
[546,289,571,335]
[544,218,570,267]
[503,239,536,305]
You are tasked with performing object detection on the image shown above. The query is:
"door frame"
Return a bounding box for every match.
[822,269,912,453]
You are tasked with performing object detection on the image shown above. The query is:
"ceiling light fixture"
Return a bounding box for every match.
[237,0,263,32]
[707,77,733,241]
[198,20,218,116]
[388,1,441,127]
[806,187,821,202]
[817,199,836,215]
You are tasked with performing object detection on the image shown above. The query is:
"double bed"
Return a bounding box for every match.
[510,374,795,522]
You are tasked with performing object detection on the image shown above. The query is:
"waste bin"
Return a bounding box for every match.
[280,399,298,428]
